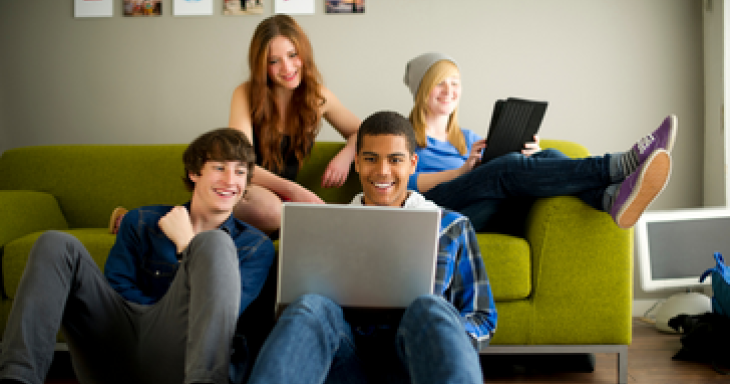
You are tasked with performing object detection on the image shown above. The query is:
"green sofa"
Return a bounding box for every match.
[0,141,632,383]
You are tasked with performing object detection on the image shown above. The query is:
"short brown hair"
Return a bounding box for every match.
[182,128,255,191]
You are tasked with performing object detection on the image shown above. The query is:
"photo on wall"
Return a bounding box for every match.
[75,0,113,17]
[274,0,314,15]
[124,0,162,16]
[224,0,264,15]
[325,0,364,14]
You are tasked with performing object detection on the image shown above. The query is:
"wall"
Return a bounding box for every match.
[0,0,706,300]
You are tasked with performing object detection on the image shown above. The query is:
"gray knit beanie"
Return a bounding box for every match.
[403,52,458,100]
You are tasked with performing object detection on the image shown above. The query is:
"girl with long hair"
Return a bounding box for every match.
[404,52,676,232]
[228,15,360,234]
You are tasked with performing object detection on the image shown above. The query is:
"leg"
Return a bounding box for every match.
[247,294,368,384]
[132,230,240,384]
[425,150,614,212]
[394,295,482,384]
[67,230,240,384]
[233,185,283,235]
[0,231,138,384]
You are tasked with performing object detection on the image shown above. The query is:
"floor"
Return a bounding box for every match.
[44,318,729,384]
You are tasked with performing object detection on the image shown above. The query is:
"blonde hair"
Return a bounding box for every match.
[408,60,466,155]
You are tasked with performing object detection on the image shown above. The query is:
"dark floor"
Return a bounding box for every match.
[44,319,730,384]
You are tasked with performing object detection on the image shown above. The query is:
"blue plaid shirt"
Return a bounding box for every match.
[351,192,498,350]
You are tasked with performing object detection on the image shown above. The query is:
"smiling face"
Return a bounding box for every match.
[266,35,302,91]
[189,161,249,215]
[425,73,461,119]
[355,134,418,207]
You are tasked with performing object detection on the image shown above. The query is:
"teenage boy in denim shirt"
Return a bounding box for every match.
[246,111,496,384]
[0,128,274,384]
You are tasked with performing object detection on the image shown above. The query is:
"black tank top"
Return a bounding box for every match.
[253,135,306,182]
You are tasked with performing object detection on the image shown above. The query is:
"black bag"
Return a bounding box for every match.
[668,312,730,374]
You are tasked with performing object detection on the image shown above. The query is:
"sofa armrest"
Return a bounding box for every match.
[525,196,632,344]
[0,191,68,248]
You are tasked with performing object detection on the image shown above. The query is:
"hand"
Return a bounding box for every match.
[288,184,326,204]
[321,149,352,188]
[461,139,487,173]
[521,135,541,157]
[158,206,196,254]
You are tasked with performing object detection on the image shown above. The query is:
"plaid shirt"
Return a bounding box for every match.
[351,192,498,350]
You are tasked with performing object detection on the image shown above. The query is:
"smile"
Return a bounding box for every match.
[214,188,237,198]
[372,181,395,189]
[282,71,298,82]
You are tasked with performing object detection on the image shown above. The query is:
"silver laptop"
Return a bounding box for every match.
[277,203,441,316]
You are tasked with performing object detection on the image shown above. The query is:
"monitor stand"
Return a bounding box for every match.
[654,291,712,333]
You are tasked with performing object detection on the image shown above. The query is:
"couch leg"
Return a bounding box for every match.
[480,344,628,384]
[617,344,628,384]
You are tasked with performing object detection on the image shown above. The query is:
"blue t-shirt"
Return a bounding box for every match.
[408,128,483,192]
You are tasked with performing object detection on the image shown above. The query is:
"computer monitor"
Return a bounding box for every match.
[635,208,725,331]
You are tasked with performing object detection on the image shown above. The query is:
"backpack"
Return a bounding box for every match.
[668,252,730,374]
[700,252,730,316]
[669,312,730,374]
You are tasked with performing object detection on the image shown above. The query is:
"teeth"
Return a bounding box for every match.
[374,182,392,188]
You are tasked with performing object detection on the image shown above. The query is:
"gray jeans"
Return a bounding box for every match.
[0,230,241,384]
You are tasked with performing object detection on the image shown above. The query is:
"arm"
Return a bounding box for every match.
[415,139,486,193]
[446,215,498,350]
[521,135,541,156]
[237,234,276,314]
[320,87,361,188]
[104,210,157,304]
[228,83,323,203]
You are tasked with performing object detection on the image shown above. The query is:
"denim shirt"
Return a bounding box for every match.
[104,203,275,316]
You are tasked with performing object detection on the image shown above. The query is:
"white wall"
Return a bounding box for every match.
[0,0,707,299]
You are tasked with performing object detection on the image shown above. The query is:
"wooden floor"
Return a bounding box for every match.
[45,318,729,384]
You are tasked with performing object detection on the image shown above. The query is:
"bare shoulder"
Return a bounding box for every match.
[319,85,341,112]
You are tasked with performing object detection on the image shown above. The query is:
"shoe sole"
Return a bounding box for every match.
[108,206,128,234]
[615,150,671,229]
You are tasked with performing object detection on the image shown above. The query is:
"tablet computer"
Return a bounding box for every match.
[480,97,548,164]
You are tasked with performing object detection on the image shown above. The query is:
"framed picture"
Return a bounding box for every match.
[274,0,314,15]
[75,0,113,17]
[123,0,162,17]
[325,0,364,14]
[173,0,214,16]
[224,0,264,16]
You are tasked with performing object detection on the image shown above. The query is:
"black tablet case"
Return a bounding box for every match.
[480,97,548,164]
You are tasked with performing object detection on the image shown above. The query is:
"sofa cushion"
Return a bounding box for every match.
[478,233,531,301]
[3,229,114,299]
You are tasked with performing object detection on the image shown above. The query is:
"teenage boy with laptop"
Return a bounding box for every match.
[0,128,275,384]
[246,111,497,384]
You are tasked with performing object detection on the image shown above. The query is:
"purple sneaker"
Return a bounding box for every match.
[610,149,671,229]
[632,114,678,163]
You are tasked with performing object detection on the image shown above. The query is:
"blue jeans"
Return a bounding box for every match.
[425,149,615,231]
[246,294,483,384]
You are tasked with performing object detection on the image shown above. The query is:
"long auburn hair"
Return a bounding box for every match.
[247,15,325,174]
[408,60,467,155]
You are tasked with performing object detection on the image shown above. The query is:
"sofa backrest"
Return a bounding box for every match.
[0,145,191,228]
[0,142,363,228]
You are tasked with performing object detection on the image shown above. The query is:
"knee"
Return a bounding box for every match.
[186,230,237,268]
[404,294,459,323]
[285,294,343,322]
[30,231,82,264]
[234,191,282,234]
[538,148,567,159]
